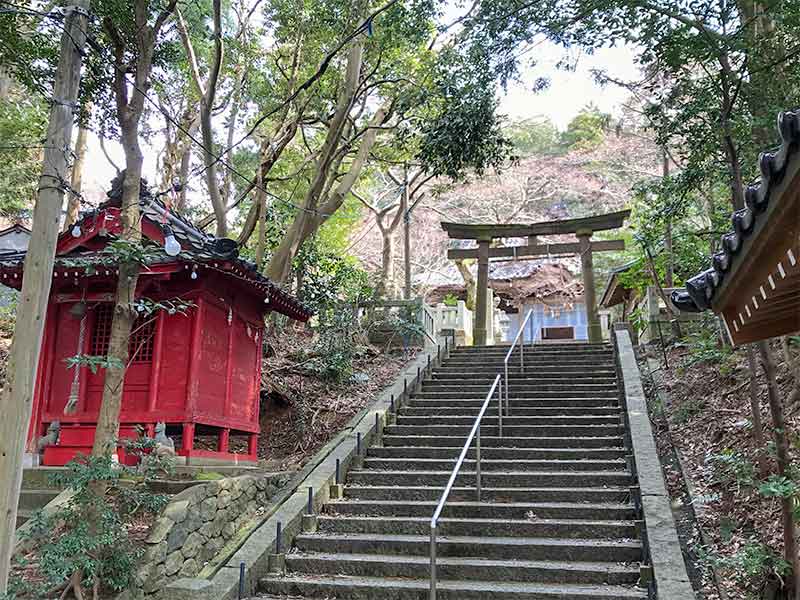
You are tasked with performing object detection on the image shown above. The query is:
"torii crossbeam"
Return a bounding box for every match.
[441,210,630,344]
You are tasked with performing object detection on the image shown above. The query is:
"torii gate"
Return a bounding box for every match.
[442,210,630,345]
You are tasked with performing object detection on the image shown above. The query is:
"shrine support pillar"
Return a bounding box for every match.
[474,239,490,346]
[578,230,602,342]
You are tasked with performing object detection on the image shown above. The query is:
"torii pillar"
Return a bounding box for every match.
[577,229,602,342]
[474,239,490,346]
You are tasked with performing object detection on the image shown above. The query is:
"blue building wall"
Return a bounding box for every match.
[505,302,588,343]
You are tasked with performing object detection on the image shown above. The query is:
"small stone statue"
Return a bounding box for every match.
[37,421,60,452]
[153,422,175,456]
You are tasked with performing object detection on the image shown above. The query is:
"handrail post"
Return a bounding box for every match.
[476,417,482,502]
[430,525,437,600]
[504,361,509,418]
[497,376,503,439]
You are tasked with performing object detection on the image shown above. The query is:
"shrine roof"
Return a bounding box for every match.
[671,109,800,344]
[0,175,312,322]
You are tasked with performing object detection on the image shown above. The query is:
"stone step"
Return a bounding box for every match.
[381,435,624,449]
[362,457,627,472]
[431,372,617,382]
[395,415,621,427]
[258,573,647,599]
[441,361,613,369]
[281,552,641,585]
[413,390,619,400]
[383,424,622,438]
[346,469,632,488]
[421,383,619,393]
[368,446,628,460]
[435,364,615,373]
[342,485,633,504]
[317,515,637,539]
[15,509,33,528]
[399,406,621,417]
[407,398,619,408]
[450,348,613,356]
[18,488,60,512]
[326,499,636,521]
[293,532,643,563]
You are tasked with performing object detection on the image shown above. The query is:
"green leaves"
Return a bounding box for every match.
[65,354,125,374]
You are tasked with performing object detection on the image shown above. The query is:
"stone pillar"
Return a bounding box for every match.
[474,239,490,346]
[577,230,602,342]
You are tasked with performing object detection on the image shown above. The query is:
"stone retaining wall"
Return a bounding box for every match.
[130,472,290,598]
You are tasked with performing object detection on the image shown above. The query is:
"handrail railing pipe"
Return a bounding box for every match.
[429,374,501,600]
[504,309,534,417]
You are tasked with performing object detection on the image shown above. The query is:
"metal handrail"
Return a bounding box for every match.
[504,309,534,416]
[429,374,502,600]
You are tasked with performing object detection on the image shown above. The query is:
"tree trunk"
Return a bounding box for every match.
[757,340,800,597]
[782,336,800,387]
[265,41,364,284]
[92,149,143,458]
[746,345,770,479]
[0,1,89,592]
[65,114,90,230]
[92,0,176,457]
[455,259,477,310]
[379,228,396,298]
[662,149,674,288]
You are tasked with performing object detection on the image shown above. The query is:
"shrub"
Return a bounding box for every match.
[7,454,169,600]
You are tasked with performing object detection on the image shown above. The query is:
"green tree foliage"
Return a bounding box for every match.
[505,117,560,155]
[560,104,610,150]
[0,95,46,217]
[7,455,168,599]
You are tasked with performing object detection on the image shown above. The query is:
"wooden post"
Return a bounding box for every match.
[577,230,602,343]
[474,240,490,346]
[0,1,89,591]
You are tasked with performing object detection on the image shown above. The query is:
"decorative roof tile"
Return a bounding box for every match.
[671,109,800,313]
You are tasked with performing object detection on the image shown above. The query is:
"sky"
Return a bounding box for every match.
[80,33,642,201]
[499,42,640,128]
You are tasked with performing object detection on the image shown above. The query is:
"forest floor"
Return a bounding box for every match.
[256,326,418,472]
[642,337,799,600]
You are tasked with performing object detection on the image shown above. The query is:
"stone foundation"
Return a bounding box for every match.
[128,472,289,598]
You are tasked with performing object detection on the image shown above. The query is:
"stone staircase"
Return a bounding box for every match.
[258,342,649,599]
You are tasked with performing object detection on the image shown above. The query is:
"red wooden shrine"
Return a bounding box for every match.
[0,177,311,466]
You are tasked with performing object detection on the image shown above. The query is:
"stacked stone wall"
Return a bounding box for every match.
[131,473,289,597]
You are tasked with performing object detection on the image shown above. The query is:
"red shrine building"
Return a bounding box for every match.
[0,175,311,466]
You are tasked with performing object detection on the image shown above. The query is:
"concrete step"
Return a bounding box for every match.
[317,515,637,539]
[431,372,617,382]
[346,469,633,488]
[362,457,627,472]
[368,446,628,460]
[395,415,621,427]
[435,364,615,373]
[18,489,60,512]
[21,467,68,490]
[421,383,619,393]
[258,573,647,599]
[407,398,619,408]
[441,361,614,369]
[412,391,619,401]
[281,552,641,585]
[399,406,621,417]
[450,348,613,357]
[343,485,633,504]
[15,509,33,528]
[381,435,624,449]
[326,499,636,521]
[384,424,622,438]
[293,532,643,562]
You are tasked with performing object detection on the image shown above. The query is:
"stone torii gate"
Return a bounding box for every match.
[442,210,630,345]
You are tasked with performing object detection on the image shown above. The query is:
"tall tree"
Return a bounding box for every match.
[0,1,90,591]
[91,0,178,457]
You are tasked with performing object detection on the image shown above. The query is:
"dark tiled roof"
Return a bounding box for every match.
[671,109,800,313]
[0,175,312,322]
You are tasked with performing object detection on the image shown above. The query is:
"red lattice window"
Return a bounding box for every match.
[90,304,156,362]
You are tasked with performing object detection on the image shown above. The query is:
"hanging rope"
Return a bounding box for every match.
[64,310,88,415]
